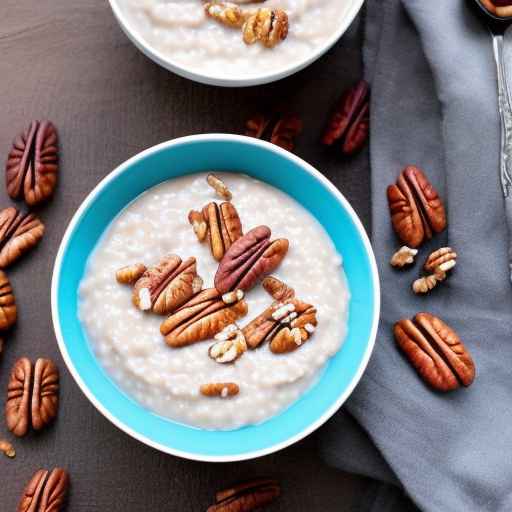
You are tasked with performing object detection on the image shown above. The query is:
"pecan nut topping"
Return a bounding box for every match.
[208,478,280,512]
[160,288,248,347]
[262,275,295,302]
[242,298,317,351]
[209,324,247,363]
[204,1,247,28]
[18,468,69,512]
[0,270,17,331]
[6,120,58,206]
[189,202,243,261]
[6,357,60,437]
[243,8,289,48]
[387,166,447,248]
[0,207,45,268]
[394,313,475,392]
[214,225,289,294]
[207,173,232,201]
[322,79,370,155]
[116,263,146,285]
[200,382,239,398]
[132,255,202,315]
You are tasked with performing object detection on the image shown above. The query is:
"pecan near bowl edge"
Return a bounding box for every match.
[387,165,446,248]
[18,467,69,512]
[6,120,58,206]
[214,225,289,294]
[0,207,45,269]
[208,478,280,512]
[394,313,475,392]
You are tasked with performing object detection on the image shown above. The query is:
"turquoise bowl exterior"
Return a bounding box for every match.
[51,134,380,462]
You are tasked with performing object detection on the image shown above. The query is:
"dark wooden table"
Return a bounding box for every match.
[0,1,376,509]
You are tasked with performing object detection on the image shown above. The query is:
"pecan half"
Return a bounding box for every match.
[208,478,280,512]
[6,357,59,437]
[270,114,303,152]
[424,247,457,273]
[18,468,69,512]
[6,120,58,206]
[204,1,247,28]
[390,246,418,268]
[132,255,202,315]
[0,270,17,330]
[116,263,146,285]
[209,324,247,363]
[322,80,370,155]
[0,207,44,268]
[245,113,271,139]
[242,298,316,351]
[394,313,475,392]
[243,8,288,48]
[160,288,248,347]
[262,275,295,301]
[387,166,447,248]
[215,226,289,294]
[200,382,239,397]
[207,173,233,201]
[200,202,243,261]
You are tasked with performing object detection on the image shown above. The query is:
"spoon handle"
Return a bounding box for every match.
[492,33,512,197]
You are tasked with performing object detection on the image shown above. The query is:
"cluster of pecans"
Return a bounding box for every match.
[244,79,370,156]
[387,165,476,392]
[116,174,319,399]
[0,120,69,510]
[204,0,289,49]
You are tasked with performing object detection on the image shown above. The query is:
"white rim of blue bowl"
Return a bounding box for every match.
[107,0,365,87]
[51,134,380,462]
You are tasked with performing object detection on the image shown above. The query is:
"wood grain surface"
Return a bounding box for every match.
[0,1,375,510]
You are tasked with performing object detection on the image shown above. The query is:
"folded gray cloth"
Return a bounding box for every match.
[320,1,512,511]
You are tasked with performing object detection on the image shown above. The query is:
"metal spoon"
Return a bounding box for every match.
[471,1,512,196]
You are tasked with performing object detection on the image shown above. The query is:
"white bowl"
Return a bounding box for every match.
[107,0,365,87]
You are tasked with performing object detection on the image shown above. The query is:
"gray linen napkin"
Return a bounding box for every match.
[320,1,512,511]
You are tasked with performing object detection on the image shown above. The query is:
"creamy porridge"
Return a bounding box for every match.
[114,0,352,78]
[79,173,349,430]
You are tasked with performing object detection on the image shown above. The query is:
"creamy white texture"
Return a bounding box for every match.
[114,0,350,78]
[78,173,349,429]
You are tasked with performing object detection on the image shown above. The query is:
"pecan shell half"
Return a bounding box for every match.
[132,255,202,315]
[0,270,17,330]
[6,357,59,437]
[387,166,446,248]
[160,288,248,347]
[0,207,45,268]
[394,313,475,392]
[322,79,370,155]
[18,468,69,512]
[214,225,289,294]
[6,120,58,206]
[208,478,280,512]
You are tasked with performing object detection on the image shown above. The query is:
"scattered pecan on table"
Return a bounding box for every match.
[214,225,289,294]
[322,79,370,155]
[17,468,69,512]
[245,111,303,152]
[5,120,59,206]
[0,206,45,269]
[0,438,15,458]
[412,247,457,294]
[160,288,248,347]
[394,313,475,392]
[387,165,446,248]
[5,357,60,437]
[390,246,418,268]
[131,255,203,315]
[207,478,281,512]
[0,269,17,331]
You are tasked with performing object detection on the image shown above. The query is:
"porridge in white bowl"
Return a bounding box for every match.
[78,173,349,430]
[113,0,353,79]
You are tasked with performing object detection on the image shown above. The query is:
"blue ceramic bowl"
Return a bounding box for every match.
[51,134,380,462]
